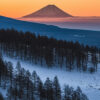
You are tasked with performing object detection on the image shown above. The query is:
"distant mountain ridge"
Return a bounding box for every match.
[0,16,100,48]
[23,5,72,18]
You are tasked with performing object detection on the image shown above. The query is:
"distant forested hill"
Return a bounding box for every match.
[0,29,100,72]
[0,16,100,47]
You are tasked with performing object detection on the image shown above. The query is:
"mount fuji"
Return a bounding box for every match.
[23,5,72,18]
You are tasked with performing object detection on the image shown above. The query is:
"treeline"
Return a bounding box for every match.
[0,29,100,72]
[0,55,88,100]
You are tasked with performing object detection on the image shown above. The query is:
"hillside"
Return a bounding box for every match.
[0,16,100,47]
[3,56,100,100]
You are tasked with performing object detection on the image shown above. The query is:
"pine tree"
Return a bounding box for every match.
[37,77,44,100]
[72,86,88,100]
[7,62,13,88]
[16,61,21,75]
[32,71,38,93]
[44,77,54,100]
[0,92,4,100]
[25,70,31,100]
[63,85,73,100]
[53,76,61,100]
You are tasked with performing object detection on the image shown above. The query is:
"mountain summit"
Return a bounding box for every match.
[23,5,72,18]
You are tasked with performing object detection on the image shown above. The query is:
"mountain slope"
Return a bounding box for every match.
[23,5,72,18]
[3,56,100,100]
[0,16,100,47]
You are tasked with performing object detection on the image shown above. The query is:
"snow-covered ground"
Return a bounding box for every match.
[3,56,100,100]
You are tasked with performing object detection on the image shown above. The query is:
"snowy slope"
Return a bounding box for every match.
[3,56,100,100]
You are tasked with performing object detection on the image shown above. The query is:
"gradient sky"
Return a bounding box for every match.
[0,0,100,18]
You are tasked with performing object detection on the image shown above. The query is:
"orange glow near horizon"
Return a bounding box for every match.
[0,0,100,18]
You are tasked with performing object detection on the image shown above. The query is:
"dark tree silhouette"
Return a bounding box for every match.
[0,29,99,72]
[0,92,4,100]
[0,54,89,100]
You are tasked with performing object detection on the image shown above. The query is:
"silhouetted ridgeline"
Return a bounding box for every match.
[0,55,88,100]
[0,16,100,47]
[0,29,100,72]
[1,16,100,48]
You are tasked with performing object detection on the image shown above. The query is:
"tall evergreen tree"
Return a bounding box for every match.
[63,85,73,100]
[0,92,4,100]
[53,76,61,100]
[44,77,54,100]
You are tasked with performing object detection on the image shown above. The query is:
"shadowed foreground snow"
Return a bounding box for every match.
[3,56,100,100]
